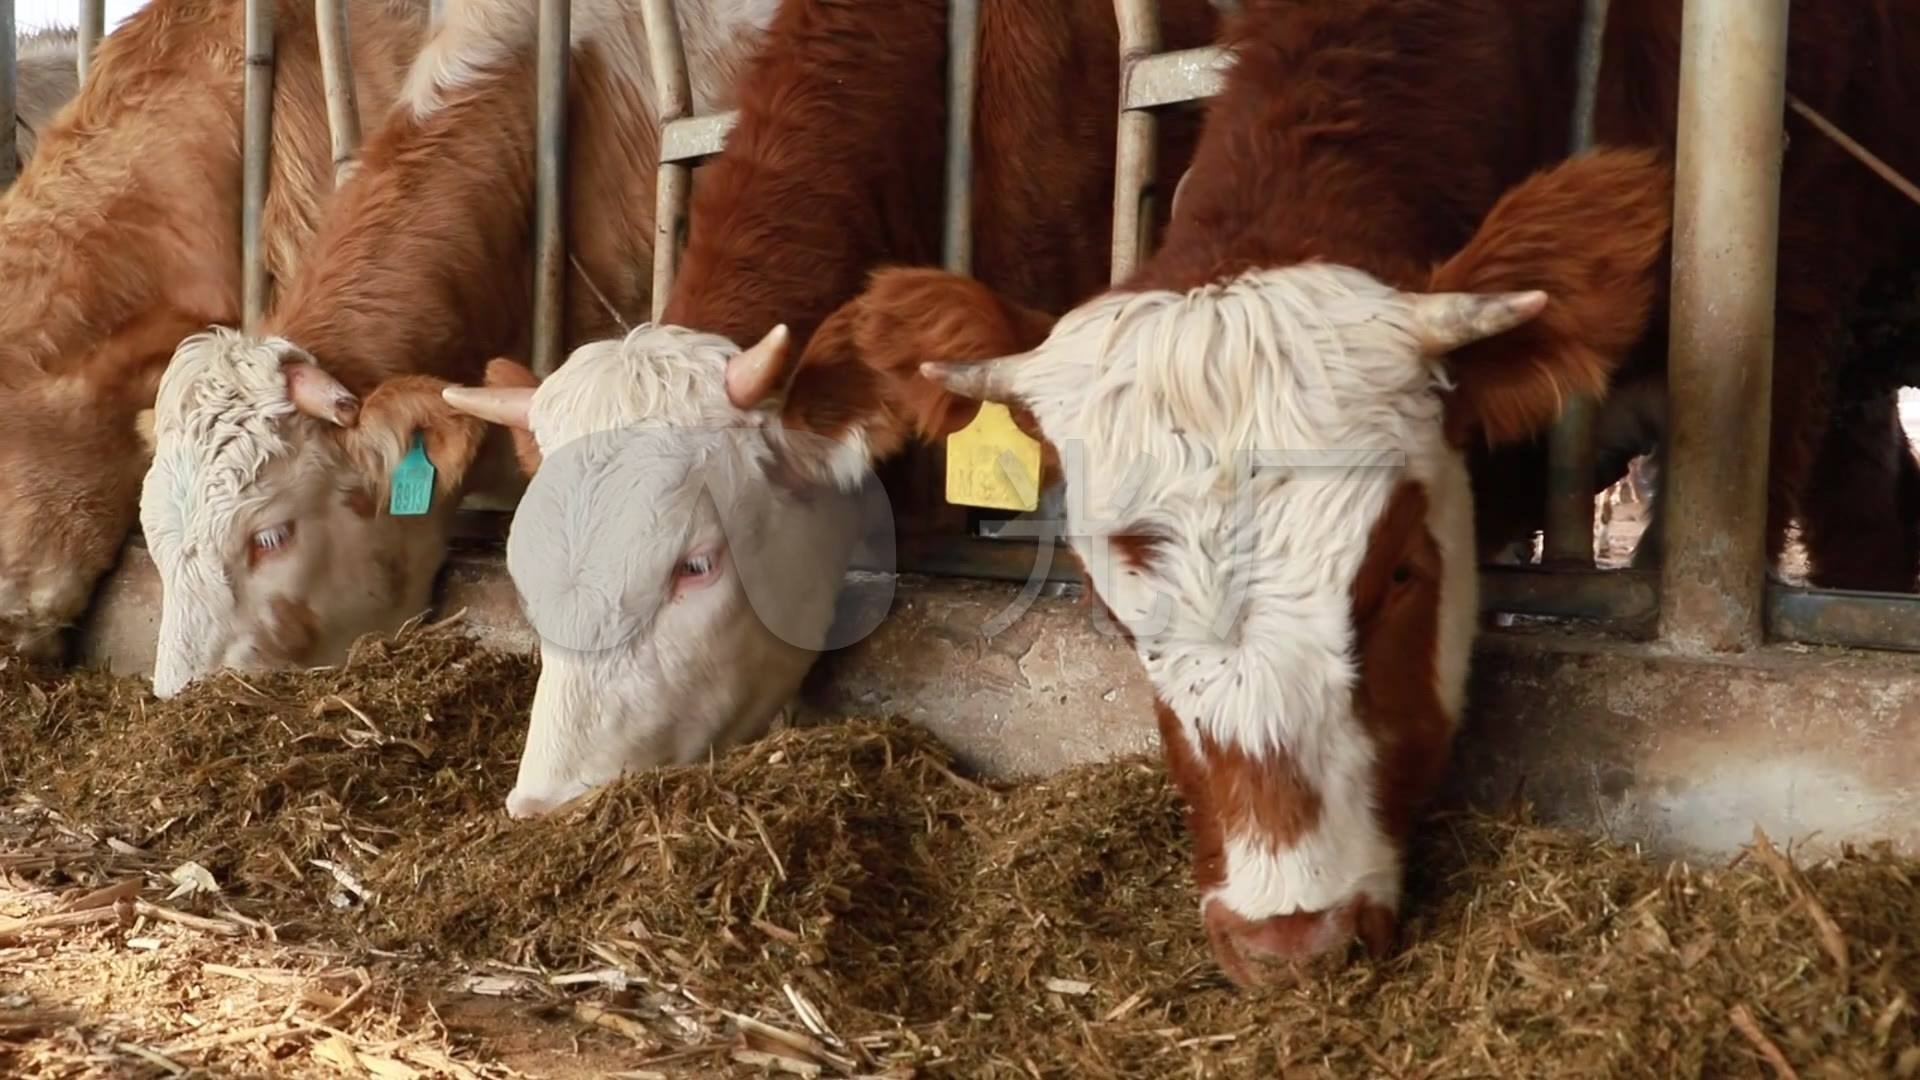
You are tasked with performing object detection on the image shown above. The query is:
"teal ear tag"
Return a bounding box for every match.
[389,432,436,517]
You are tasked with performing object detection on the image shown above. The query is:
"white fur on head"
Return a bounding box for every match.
[141,330,312,697]
[987,265,1480,922]
[498,323,861,818]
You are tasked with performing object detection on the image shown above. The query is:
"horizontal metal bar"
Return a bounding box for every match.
[887,536,1086,587]
[1122,45,1231,111]
[1479,566,1660,625]
[1767,586,1920,654]
[659,111,737,164]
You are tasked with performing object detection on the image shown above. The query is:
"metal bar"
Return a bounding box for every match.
[1657,0,1788,652]
[1479,565,1659,626]
[77,0,104,80]
[1120,46,1229,111]
[943,0,979,274]
[1539,0,1612,567]
[1109,0,1161,284]
[1767,586,1920,655]
[315,0,361,186]
[241,0,275,328]
[0,0,12,187]
[640,0,692,322]
[530,0,569,375]
[429,0,442,26]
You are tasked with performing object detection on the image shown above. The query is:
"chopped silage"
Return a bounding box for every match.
[1,626,1914,1078]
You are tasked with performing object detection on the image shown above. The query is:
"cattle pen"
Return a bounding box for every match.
[3,0,1919,1075]
[55,0,1908,856]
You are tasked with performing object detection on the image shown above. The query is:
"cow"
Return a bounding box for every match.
[15,27,82,167]
[134,0,779,697]
[440,0,1220,818]
[0,0,427,663]
[706,0,1679,985]
[1474,0,1920,592]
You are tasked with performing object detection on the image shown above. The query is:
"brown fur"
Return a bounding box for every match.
[1471,0,1920,588]
[662,0,1217,409]
[260,595,319,665]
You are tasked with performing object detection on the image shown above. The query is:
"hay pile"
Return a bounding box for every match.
[2,628,1917,1077]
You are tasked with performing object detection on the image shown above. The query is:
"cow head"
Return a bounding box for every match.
[441,323,871,819]
[862,151,1672,985]
[139,329,488,697]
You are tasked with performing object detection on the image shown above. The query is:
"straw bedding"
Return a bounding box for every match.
[1,624,1915,1077]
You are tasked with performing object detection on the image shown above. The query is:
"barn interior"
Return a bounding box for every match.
[4,0,1920,1075]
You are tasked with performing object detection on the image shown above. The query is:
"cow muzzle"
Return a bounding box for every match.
[1202,895,1397,987]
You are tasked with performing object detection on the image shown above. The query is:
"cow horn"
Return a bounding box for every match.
[284,362,361,427]
[441,385,535,430]
[725,323,792,409]
[919,354,1027,404]
[1407,290,1549,354]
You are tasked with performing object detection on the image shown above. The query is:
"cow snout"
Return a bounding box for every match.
[3,625,67,664]
[1202,895,1397,987]
[505,787,562,820]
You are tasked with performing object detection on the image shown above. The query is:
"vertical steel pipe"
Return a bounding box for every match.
[1110,0,1160,284]
[1539,0,1612,566]
[530,0,569,375]
[241,0,276,328]
[641,0,691,321]
[77,0,104,80]
[1657,0,1788,652]
[315,0,361,186]
[943,0,978,275]
[0,0,13,187]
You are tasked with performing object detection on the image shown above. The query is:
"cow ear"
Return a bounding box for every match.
[760,269,1055,490]
[339,375,490,507]
[1429,148,1672,447]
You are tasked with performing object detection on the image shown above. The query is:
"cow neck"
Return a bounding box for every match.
[1128,0,1580,296]
[657,0,948,354]
[261,54,546,399]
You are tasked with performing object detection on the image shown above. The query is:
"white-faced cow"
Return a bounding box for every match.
[137,0,778,697]
[439,0,1219,816]
[749,0,1674,985]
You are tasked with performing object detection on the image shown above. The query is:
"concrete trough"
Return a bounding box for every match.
[81,541,1920,862]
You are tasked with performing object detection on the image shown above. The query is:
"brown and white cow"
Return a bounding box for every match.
[136,0,780,697]
[440,0,1220,817]
[14,27,82,167]
[719,0,1675,985]
[0,0,425,662]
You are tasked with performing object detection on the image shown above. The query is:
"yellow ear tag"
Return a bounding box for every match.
[945,402,1042,512]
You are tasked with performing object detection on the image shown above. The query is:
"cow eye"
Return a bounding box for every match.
[677,551,719,580]
[250,523,294,556]
[1390,563,1413,586]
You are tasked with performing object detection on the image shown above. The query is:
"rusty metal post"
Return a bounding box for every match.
[241,0,276,328]
[77,0,105,80]
[0,0,13,187]
[1657,0,1788,652]
[315,0,361,186]
[1539,0,1611,566]
[530,0,569,375]
[1110,0,1160,284]
[641,0,691,321]
[944,0,978,275]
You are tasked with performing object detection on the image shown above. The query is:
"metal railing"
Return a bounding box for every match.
[213,0,1918,656]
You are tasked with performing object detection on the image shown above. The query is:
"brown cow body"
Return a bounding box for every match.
[1475,0,1920,591]
[0,0,425,660]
